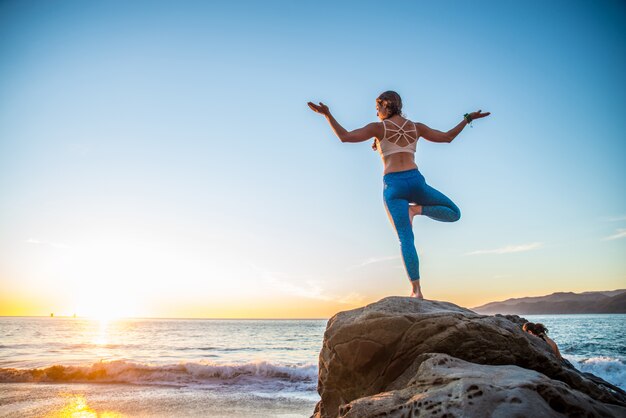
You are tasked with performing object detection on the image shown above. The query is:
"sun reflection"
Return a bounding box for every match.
[94,319,109,346]
[46,393,126,417]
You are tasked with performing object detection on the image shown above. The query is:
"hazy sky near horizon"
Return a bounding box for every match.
[1,0,625,318]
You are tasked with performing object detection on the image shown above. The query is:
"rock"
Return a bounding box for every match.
[339,354,625,418]
[494,313,528,327]
[312,296,626,418]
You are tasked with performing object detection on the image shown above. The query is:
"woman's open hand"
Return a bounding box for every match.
[307,101,330,116]
[469,110,491,120]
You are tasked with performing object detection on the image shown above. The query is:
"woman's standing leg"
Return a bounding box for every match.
[383,176,423,298]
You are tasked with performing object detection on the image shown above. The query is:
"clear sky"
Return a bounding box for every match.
[1,0,624,319]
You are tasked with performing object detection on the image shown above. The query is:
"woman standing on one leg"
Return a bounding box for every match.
[308,91,490,299]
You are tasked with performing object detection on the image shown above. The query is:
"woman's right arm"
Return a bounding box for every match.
[308,101,381,143]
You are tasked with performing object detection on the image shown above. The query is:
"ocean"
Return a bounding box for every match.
[0,314,624,417]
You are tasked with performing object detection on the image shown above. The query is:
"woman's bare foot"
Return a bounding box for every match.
[408,204,422,226]
[410,280,424,299]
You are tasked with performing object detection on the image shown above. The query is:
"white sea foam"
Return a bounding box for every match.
[0,359,319,391]
[566,355,626,390]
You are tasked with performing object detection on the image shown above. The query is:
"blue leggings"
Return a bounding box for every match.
[383,168,461,282]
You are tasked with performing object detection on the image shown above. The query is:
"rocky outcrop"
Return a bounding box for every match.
[339,354,625,418]
[312,297,626,418]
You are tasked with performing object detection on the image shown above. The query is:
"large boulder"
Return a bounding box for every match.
[312,297,626,418]
[340,354,625,418]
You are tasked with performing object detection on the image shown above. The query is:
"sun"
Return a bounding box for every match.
[73,288,141,320]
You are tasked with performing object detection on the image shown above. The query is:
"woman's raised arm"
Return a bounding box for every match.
[417,109,491,143]
[308,101,381,143]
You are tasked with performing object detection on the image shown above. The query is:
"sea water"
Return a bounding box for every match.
[0,314,624,417]
[0,318,325,417]
[523,314,625,389]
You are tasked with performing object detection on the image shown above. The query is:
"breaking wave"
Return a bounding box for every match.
[567,355,625,390]
[0,359,318,389]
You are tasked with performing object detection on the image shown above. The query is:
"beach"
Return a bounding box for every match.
[0,382,316,417]
[0,318,323,417]
[1,315,624,416]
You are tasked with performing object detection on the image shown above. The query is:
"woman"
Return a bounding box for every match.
[523,322,563,360]
[308,91,490,299]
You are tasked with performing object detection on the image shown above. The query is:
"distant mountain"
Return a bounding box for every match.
[472,289,626,315]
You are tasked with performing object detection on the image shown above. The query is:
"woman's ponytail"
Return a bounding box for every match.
[373,91,404,151]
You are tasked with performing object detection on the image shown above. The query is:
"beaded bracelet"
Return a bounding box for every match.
[464,113,473,128]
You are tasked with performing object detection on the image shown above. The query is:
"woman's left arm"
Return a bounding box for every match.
[416,109,491,143]
[308,101,381,143]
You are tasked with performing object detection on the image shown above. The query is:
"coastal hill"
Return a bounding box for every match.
[312,297,626,418]
[471,289,626,315]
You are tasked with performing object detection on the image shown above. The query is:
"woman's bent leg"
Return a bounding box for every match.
[415,182,461,222]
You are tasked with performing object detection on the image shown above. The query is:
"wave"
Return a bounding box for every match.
[0,360,319,389]
[566,355,625,390]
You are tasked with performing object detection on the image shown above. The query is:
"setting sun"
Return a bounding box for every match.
[71,286,141,320]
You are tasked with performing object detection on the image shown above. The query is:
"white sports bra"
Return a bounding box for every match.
[375,118,419,158]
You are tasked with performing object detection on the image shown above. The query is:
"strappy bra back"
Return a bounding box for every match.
[375,118,418,157]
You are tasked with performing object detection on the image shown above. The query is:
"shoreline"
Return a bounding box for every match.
[0,382,318,418]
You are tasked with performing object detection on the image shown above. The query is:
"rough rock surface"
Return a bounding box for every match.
[312,297,626,418]
[339,354,624,418]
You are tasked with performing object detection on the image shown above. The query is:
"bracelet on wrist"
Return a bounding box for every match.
[464,113,474,128]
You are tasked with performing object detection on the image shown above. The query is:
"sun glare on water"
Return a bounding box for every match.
[46,393,125,418]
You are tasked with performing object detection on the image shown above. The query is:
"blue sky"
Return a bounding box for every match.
[1,0,624,318]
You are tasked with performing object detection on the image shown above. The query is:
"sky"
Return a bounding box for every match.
[0,0,624,319]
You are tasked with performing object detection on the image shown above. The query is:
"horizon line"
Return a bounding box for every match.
[0,315,331,320]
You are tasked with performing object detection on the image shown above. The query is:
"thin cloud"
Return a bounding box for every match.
[249,263,364,305]
[604,228,626,241]
[263,274,329,300]
[465,242,543,256]
[263,273,363,305]
[600,215,626,222]
[347,255,401,271]
[25,238,70,249]
[337,292,367,305]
